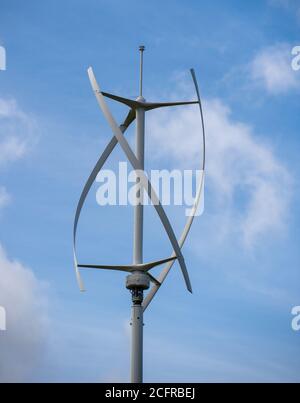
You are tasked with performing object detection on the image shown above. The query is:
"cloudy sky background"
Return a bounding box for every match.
[0,0,300,382]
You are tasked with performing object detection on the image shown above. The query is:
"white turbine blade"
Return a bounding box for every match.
[144,100,198,111]
[78,256,176,273]
[140,256,177,271]
[73,100,135,291]
[73,139,117,291]
[102,92,140,108]
[78,264,131,272]
[88,67,192,293]
[73,251,85,292]
[102,92,198,111]
[143,69,206,311]
[190,68,206,171]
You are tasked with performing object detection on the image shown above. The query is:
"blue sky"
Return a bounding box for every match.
[0,0,300,382]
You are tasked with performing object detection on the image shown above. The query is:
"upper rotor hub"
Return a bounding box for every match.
[136,95,146,103]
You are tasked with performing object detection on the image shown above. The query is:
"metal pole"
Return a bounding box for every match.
[130,46,146,384]
[133,106,145,265]
[139,45,145,98]
[130,296,144,383]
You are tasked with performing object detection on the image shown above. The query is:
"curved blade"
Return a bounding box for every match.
[190,68,206,171]
[73,108,136,291]
[88,67,192,293]
[143,68,206,311]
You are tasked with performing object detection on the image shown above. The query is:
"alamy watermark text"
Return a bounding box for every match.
[291,306,300,332]
[95,162,204,217]
[291,46,300,71]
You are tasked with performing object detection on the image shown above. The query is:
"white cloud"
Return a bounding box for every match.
[0,187,10,210]
[0,243,49,382]
[0,98,46,381]
[0,97,37,167]
[0,97,38,211]
[250,43,299,94]
[148,96,291,247]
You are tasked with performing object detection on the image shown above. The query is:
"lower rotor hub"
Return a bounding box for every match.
[126,272,150,305]
[126,272,150,291]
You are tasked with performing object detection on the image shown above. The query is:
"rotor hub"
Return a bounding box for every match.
[126,272,150,305]
[126,271,150,291]
[136,95,146,103]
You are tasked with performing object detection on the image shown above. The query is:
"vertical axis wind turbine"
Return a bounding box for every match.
[73,46,206,383]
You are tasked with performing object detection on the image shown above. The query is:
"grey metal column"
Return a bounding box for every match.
[131,104,145,384]
[130,298,144,383]
[133,45,146,265]
[133,105,145,265]
[128,46,148,384]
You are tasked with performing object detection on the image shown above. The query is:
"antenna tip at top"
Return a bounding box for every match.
[139,45,145,52]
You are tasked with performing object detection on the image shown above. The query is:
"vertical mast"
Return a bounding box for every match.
[139,46,145,97]
[133,45,146,265]
[127,45,148,384]
[139,45,145,98]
